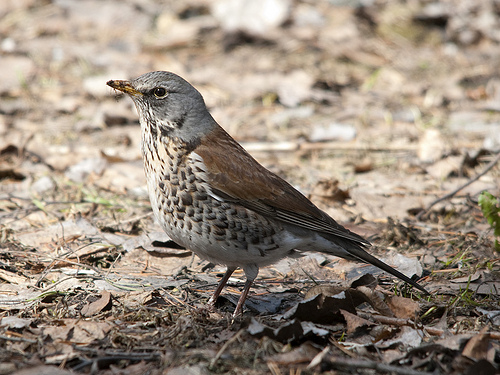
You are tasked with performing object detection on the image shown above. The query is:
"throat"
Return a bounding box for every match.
[142,135,184,172]
[140,118,201,187]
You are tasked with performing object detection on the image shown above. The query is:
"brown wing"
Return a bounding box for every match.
[195,125,369,245]
[197,126,431,295]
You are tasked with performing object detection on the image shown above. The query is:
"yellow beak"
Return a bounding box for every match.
[106,80,143,97]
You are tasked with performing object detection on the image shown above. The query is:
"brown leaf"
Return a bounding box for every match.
[288,287,384,323]
[450,272,481,283]
[283,294,351,324]
[462,326,495,363]
[463,359,498,375]
[350,274,378,289]
[309,179,350,203]
[385,295,419,319]
[247,318,330,344]
[340,309,374,334]
[353,159,373,173]
[356,286,394,317]
[425,155,463,179]
[81,290,112,317]
[266,342,320,365]
[301,280,397,322]
[41,319,112,344]
[304,285,345,300]
[0,269,30,285]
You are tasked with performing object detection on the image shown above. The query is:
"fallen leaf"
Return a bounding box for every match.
[81,290,112,317]
[377,325,422,349]
[353,159,374,173]
[266,342,320,365]
[340,309,374,334]
[0,316,32,329]
[12,365,73,375]
[309,179,350,203]
[450,272,481,283]
[309,123,356,142]
[40,319,113,345]
[425,155,463,179]
[0,269,31,285]
[385,295,419,319]
[356,286,394,317]
[247,318,330,344]
[462,327,495,363]
[304,284,344,300]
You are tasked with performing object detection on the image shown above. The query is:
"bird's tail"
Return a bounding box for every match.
[327,237,429,295]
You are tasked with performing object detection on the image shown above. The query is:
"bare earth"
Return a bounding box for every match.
[1,0,499,374]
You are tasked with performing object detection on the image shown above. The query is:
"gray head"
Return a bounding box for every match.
[107,71,215,144]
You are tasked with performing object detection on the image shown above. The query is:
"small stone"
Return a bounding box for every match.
[1,37,16,52]
[65,158,107,183]
[418,128,446,163]
[31,176,56,194]
[212,0,291,36]
[310,123,356,142]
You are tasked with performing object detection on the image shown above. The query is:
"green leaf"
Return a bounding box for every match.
[479,191,500,250]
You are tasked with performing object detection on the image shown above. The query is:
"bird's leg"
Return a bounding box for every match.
[232,264,259,317]
[232,278,254,317]
[208,267,236,306]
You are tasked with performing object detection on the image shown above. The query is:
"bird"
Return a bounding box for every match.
[107,71,428,316]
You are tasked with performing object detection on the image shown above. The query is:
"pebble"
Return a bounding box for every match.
[31,176,56,194]
[211,0,290,36]
[65,157,107,183]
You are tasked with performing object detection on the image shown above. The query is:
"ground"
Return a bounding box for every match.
[1,0,500,374]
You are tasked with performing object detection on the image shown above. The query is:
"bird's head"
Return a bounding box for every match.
[107,71,215,145]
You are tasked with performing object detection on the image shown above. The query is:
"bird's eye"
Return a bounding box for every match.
[153,87,167,98]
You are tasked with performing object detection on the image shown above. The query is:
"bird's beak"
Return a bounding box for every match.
[106,80,143,97]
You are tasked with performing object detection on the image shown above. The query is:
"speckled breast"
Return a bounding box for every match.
[140,134,284,265]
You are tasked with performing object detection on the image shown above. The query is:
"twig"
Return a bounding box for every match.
[71,352,160,371]
[359,313,500,340]
[0,334,37,344]
[322,356,434,375]
[360,313,445,336]
[267,361,284,375]
[209,329,244,369]
[242,141,418,153]
[416,151,500,220]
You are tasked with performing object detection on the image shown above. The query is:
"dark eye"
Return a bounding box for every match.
[153,87,167,98]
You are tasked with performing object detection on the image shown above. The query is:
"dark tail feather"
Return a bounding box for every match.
[342,241,429,295]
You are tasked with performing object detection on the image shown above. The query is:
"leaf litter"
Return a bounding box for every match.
[1,0,500,374]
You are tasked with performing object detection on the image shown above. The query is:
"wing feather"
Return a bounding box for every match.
[196,126,369,245]
[196,125,429,295]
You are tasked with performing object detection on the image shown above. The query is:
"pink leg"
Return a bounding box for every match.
[232,278,254,317]
[208,267,235,306]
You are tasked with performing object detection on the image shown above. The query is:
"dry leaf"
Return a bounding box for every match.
[385,295,419,319]
[462,327,495,363]
[266,342,319,365]
[247,318,329,344]
[0,269,31,285]
[309,179,350,203]
[304,284,345,300]
[353,160,373,173]
[40,319,113,344]
[81,290,112,317]
[12,365,73,375]
[340,309,374,334]
[356,286,394,317]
